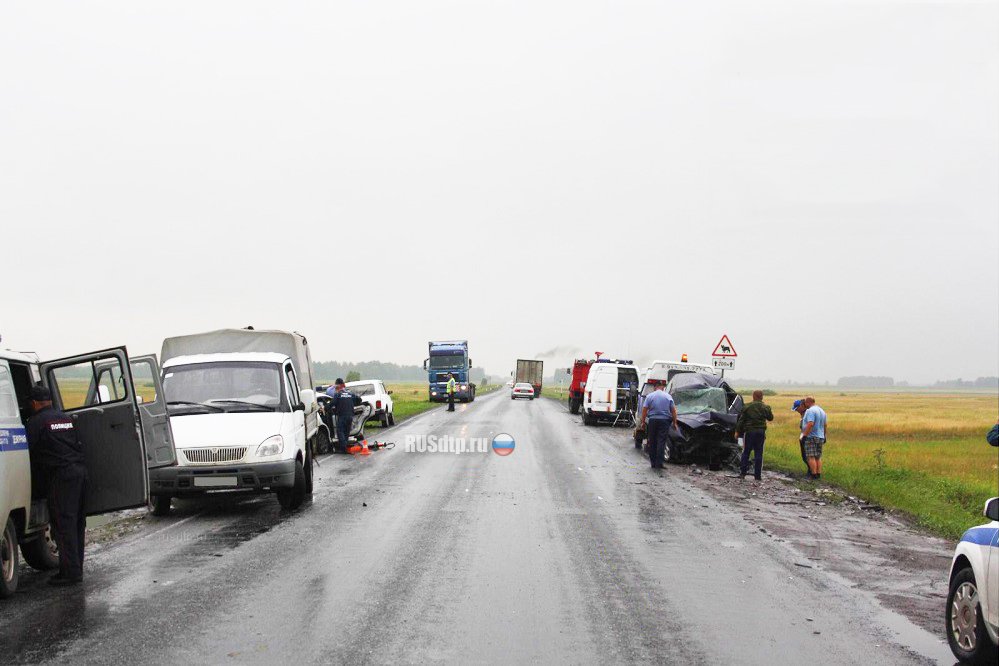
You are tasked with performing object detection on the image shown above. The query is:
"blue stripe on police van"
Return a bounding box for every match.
[960,526,999,546]
[0,427,29,452]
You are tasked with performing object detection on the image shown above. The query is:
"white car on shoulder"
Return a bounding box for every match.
[946,496,998,663]
[346,380,395,427]
[511,383,535,400]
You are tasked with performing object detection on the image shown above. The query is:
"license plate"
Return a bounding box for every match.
[193,476,238,488]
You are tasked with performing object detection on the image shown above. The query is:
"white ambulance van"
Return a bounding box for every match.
[148,328,322,515]
[580,359,641,426]
[1,344,166,598]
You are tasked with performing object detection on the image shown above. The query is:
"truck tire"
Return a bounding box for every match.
[582,410,595,426]
[304,449,314,494]
[150,495,172,516]
[1,518,19,599]
[568,397,580,415]
[278,459,307,510]
[20,524,59,570]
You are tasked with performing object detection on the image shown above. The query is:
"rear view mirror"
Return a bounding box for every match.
[299,389,315,408]
[293,402,306,412]
[986,498,999,522]
[387,390,393,395]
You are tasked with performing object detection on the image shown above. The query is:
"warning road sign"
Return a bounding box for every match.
[712,335,737,357]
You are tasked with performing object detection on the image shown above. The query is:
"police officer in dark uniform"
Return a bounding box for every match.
[326,378,360,453]
[25,384,88,585]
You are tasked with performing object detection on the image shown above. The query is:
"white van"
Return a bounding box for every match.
[148,329,324,515]
[1,345,164,598]
[581,361,641,426]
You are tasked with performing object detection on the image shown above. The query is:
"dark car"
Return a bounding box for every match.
[634,373,744,469]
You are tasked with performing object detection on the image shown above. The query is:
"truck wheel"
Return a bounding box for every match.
[1,518,19,599]
[305,449,314,494]
[946,566,995,664]
[568,397,580,415]
[316,429,331,455]
[278,460,307,510]
[20,524,59,570]
[150,495,172,516]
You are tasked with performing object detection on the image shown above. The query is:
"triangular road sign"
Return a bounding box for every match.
[712,334,737,357]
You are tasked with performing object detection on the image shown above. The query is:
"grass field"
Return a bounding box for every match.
[327,381,501,430]
[543,386,998,540]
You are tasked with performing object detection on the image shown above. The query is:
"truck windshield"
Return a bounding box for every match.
[163,361,286,413]
[673,387,728,415]
[429,354,465,370]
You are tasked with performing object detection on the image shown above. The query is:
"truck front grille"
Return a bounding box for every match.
[182,447,247,464]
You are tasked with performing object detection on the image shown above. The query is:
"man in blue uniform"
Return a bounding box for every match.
[25,384,87,585]
[326,378,359,453]
[639,384,678,470]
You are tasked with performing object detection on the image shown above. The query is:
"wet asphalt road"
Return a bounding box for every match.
[0,391,951,665]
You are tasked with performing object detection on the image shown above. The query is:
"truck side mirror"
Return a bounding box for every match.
[299,389,315,407]
[292,401,306,412]
[468,359,472,368]
[423,359,428,370]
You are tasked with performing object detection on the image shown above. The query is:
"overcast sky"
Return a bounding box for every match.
[1,1,997,384]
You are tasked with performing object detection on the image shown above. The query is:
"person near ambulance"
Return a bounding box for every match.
[25,384,87,586]
[446,372,456,412]
[326,378,361,453]
[639,384,678,470]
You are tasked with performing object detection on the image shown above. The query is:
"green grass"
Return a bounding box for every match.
[541,387,998,540]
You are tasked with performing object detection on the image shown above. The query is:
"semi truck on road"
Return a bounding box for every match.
[424,340,475,403]
[514,359,543,400]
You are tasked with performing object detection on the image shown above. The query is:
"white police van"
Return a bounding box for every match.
[946,496,999,663]
[1,344,168,598]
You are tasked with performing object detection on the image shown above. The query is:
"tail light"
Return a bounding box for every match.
[376,400,382,409]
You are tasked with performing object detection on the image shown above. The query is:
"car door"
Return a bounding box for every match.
[987,525,999,629]
[40,348,149,515]
[128,355,177,468]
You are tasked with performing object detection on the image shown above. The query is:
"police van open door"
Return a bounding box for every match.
[39,347,150,515]
[127,355,176,469]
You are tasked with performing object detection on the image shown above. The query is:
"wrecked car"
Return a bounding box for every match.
[634,372,744,469]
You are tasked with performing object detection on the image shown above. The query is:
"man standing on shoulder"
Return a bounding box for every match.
[25,384,87,586]
[792,399,808,470]
[801,396,827,480]
[735,390,773,481]
[639,383,678,470]
[446,372,456,412]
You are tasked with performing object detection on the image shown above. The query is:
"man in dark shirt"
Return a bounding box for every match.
[326,379,360,453]
[735,390,774,481]
[25,384,88,585]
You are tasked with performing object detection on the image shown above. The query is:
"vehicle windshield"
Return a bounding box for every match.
[348,383,375,396]
[163,361,285,413]
[429,354,465,370]
[672,387,728,415]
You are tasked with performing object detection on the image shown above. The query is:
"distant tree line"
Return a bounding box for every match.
[931,377,999,389]
[837,376,895,388]
[312,360,485,384]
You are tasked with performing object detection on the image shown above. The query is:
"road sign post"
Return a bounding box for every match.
[711,335,737,378]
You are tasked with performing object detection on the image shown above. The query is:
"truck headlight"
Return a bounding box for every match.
[460,385,467,390]
[256,435,284,457]
[431,391,437,396]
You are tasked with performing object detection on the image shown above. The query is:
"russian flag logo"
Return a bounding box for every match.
[492,433,515,456]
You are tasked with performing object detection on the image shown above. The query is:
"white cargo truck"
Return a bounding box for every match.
[148,328,322,514]
[2,344,163,598]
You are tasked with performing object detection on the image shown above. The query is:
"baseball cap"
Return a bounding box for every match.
[28,383,52,402]
[791,399,803,411]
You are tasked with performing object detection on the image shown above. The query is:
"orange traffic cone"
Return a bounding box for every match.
[359,439,371,456]
[347,442,363,455]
